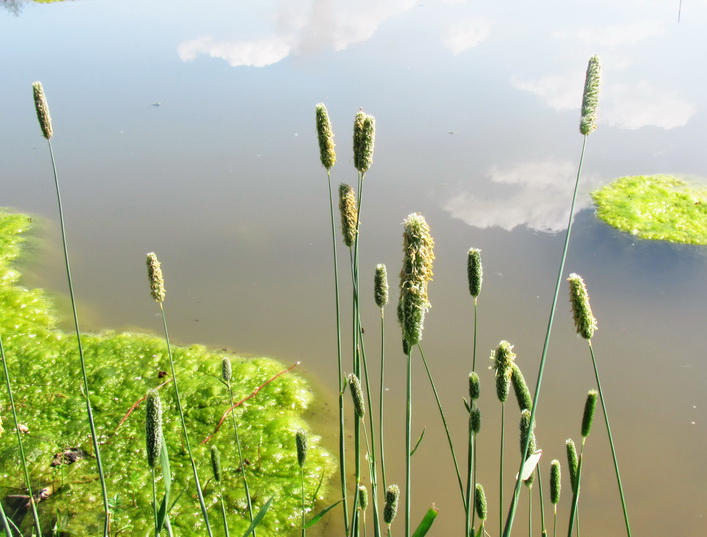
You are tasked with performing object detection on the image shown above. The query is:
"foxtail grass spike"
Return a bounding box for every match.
[358,485,369,512]
[566,439,579,490]
[296,429,308,468]
[383,484,400,525]
[146,252,166,303]
[374,263,389,308]
[491,341,515,403]
[467,248,482,298]
[579,55,601,135]
[519,409,536,458]
[338,183,358,247]
[221,357,232,383]
[581,390,598,438]
[145,390,163,468]
[211,445,222,482]
[471,408,482,434]
[568,274,597,340]
[398,213,435,347]
[315,103,336,170]
[469,372,480,400]
[511,363,533,411]
[348,373,366,419]
[353,110,375,173]
[550,460,561,505]
[32,81,53,140]
[475,483,488,520]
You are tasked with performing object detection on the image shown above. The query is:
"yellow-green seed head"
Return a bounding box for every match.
[296,428,308,468]
[474,483,488,520]
[384,484,400,525]
[579,55,601,135]
[566,438,579,490]
[315,103,336,170]
[338,183,358,248]
[491,341,515,403]
[511,362,533,412]
[374,264,389,308]
[469,372,480,400]
[471,407,481,434]
[358,485,369,511]
[348,373,366,419]
[550,459,561,505]
[145,390,163,468]
[221,357,232,384]
[32,81,53,140]
[353,110,375,173]
[581,389,598,438]
[519,409,536,459]
[467,248,483,298]
[568,273,597,340]
[146,252,166,303]
[398,213,435,347]
[211,445,222,482]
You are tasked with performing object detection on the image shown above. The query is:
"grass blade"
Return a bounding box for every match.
[411,505,439,537]
[304,499,344,528]
[241,497,274,537]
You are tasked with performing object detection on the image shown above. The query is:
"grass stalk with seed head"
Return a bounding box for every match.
[550,460,561,537]
[567,390,598,537]
[467,249,482,371]
[492,341,514,537]
[296,429,308,537]
[383,484,400,537]
[568,274,631,537]
[503,55,602,537]
[145,390,163,536]
[210,446,230,537]
[475,483,487,536]
[315,103,349,535]
[146,252,213,536]
[375,264,389,490]
[465,372,480,536]
[32,81,110,536]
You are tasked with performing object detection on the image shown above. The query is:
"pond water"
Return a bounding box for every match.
[2,1,707,535]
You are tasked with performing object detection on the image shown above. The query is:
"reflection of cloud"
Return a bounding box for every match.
[512,73,696,130]
[178,0,417,67]
[553,19,665,48]
[444,160,600,232]
[442,19,491,54]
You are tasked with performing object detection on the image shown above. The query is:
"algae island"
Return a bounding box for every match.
[0,211,334,535]
[591,174,707,245]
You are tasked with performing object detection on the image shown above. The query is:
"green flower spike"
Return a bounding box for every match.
[221,357,232,384]
[550,459,561,505]
[348,373,366,419]
[566,439,579,490]
[358,485,369,512]
[471,408,482,434]
[467,248,482,298]
[296,429,308,469]
[146,252,166,303]
[475,483,488,520]
[210,445,222,482]
[383,484,400,525]
[579,55,601,136]
[374,264,389,308]
[511,363,533,412]
[315,103,336,170]
[469,372,480,400]
[353,110,375,173]
[568,273,597,340]
[581,389,598,438]
[338,183,358,248]
[145,390,163,469]
[491,341,515,403]
[32,82,53,140]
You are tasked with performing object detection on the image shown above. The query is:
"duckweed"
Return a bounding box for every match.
[591,175,707,245]
[0,212,333,535]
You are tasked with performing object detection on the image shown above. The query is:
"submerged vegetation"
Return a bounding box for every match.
[591,174,707,245]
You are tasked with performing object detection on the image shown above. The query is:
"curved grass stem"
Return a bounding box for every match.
[226,383,255,533]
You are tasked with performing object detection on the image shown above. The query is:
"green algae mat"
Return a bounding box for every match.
[0,212,333,535]
[591,175,707,245]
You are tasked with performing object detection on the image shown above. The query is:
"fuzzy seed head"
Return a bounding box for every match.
[519,409,536,460]
[471,407,481,434]
[339,183,358,247]
[398,213,435,347]
[358,485,369,511]
[348,373,366,419]
[32,82,53,140]
[550,459,561,505]
[568,273,597,340]
[579,55,601,135]
[315,103,336,170]
[145,390,163,468]
[474,483,488,520]
[469,372,480,400]
[383,484,400,525]
[146,252,166,303]
[581,389,598,438]
[467,248,483,298]
[566,439,579,490]
[374,264,389,308]
[353,110,375,173]
[491,341,515,403]
[296,428,308,468]
[221,357,232,384]
[511,363,533,412]
[211,445,222,482]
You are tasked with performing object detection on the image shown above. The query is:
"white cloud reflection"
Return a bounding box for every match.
[442,19,491,54]
[553,19,665,48]
[444,159,601,232]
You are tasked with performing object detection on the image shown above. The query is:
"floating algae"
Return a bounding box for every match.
[0,212,333,535]
[591,174,707,245]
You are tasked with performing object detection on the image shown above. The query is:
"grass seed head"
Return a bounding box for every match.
[469,372,480,400]
[338,183,358,247]
[471,407,482,434]
[353,110,375,173]
[384,484,400,525]
[519,409,536,458]
[580,55,601,135]
[348,373,366,419]
[315,103,336,170]
[467,248,483,298]
[474,483,488,520]
[32,82,53,140]
[221,357,232,384]
[511,362,533,412]
[491,341,515,402]
[296,428,308,468]
[581,389,598,438]
[146,252,166,303]
[550,459,561,505]
[145,390,163,468]
[210,445,222,482]
[568,273,597,340]
[358,485,369,511]
[374,264,389,308]
[566,438,579,490]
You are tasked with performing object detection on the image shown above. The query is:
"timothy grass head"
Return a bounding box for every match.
[338,183,358,247]
[581,389,598,438]
[475,483,488,520]
[469,371,480,400]
[145,390,163,468]
[374,264,389,308]
[32,81,53,140]
[550,459,561,505]
[566,439,579,490]
[146,252,166,303]
[471,407,481,434]
[296,429,308,469]
[511,362,533,412]
[467,248,482,298]
[353,110,375,174]
[315,103,336,170]
[568,273,597,340]
[347,373,365,419]
[358,485,369,512]
[491,340,515,403]
[383,484,400,525]
[579,55,601,135]
[210,445,222,482]
[221,357,232,384]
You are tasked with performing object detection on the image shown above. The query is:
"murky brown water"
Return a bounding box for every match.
[2,1,707,535]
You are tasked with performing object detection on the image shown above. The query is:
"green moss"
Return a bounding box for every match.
[591,175,707,245]
[0,212,333,536]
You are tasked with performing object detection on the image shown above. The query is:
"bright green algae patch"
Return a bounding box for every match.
[591,175,707,245]
[0,212,333,536]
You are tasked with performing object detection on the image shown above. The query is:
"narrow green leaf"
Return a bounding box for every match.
[310,470,325,503]
[410,426,426,457]
[304,499,344,528]
[463,397,471,413]
[156,441,172,532]
[411,505,439,537]
[241,497,274,537]
[475,524,484,537]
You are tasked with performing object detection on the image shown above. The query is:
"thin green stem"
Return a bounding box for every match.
[0,498,11,537]
[0,337,42,536]
[528,486,533,537]
[587,341,631,537]
[502,135,589,537]
[567,454,584,537]
[219,491,230,537]
[46,140,110,537]
[405,347,412,537]
[378,310,388,491]
[301,467,306,537]
[499,402,505,537]
[465,409,473,537]
[472,298,478,372]
[227,383,254,533]
[151,468,158,537]
[158,303,213,536]
[537,463,547,537]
